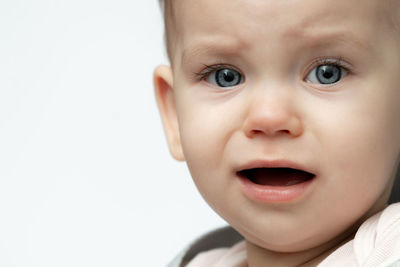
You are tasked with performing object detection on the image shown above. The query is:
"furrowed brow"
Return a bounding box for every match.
[293,30,373,52]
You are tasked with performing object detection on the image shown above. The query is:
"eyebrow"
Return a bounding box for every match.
[180,37,249,67]
[180,30,373,67]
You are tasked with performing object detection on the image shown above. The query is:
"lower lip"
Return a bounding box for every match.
[238,175,315,203]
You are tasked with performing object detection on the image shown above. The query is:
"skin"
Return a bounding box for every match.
[154,0,400,266]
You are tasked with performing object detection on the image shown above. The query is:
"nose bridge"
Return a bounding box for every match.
[243,82,303,137]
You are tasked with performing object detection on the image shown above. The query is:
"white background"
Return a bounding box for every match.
[0,1,226,266]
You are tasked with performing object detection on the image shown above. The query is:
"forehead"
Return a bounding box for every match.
[171,0,395,63]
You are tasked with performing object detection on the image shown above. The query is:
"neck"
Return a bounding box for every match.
[245,228,355,267]
[245,200,390,267]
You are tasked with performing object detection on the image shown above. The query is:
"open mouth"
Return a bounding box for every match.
[237,168,315,187]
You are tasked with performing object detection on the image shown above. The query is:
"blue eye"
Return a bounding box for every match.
[306,64,348,85]
[206,68,243,88]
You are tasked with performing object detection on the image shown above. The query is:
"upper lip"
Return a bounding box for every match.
[235,159,315,175]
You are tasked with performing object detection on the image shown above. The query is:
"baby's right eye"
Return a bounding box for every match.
[199,66,244,88]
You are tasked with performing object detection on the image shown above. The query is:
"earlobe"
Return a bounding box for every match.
[153,65,185,161]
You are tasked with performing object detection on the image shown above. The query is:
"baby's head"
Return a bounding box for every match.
[154,0,400,262]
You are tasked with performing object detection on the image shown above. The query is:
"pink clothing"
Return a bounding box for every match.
[186,203,400,267]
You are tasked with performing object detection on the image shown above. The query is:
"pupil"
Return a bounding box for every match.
[223,70,235,82]
[323,69,333,79]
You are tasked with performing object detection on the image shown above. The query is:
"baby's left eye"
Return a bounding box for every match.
[306,64,348,85]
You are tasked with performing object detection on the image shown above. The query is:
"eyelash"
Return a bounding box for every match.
[193,57,352,83]
[194,64,238,81]
[306,57,351,76]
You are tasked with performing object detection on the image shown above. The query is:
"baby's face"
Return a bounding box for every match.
[157,0,400,252]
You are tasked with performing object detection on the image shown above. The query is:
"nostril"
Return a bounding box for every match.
[251,130,263,134]
[249,129,291,137]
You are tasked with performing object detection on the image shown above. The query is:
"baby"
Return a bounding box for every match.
[153,0,400,266]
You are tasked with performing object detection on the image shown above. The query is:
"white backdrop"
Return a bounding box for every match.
[0,1,226,266]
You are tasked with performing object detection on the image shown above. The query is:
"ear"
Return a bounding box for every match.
[153,65,185,161]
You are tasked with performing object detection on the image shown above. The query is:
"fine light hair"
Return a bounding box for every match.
[158,0,174,62]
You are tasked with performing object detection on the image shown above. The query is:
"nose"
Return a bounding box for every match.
[243,90,303,138]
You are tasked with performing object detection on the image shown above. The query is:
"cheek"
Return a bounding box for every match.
[178,117,233,211]
[175,92,244,206]
[179,112,224,164]
[176,92,241,167]
[176,103,226,188]
[313,89,400,206]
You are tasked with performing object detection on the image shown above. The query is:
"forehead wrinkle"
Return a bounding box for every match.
[276,9,374,53]
[170,0,400,67]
